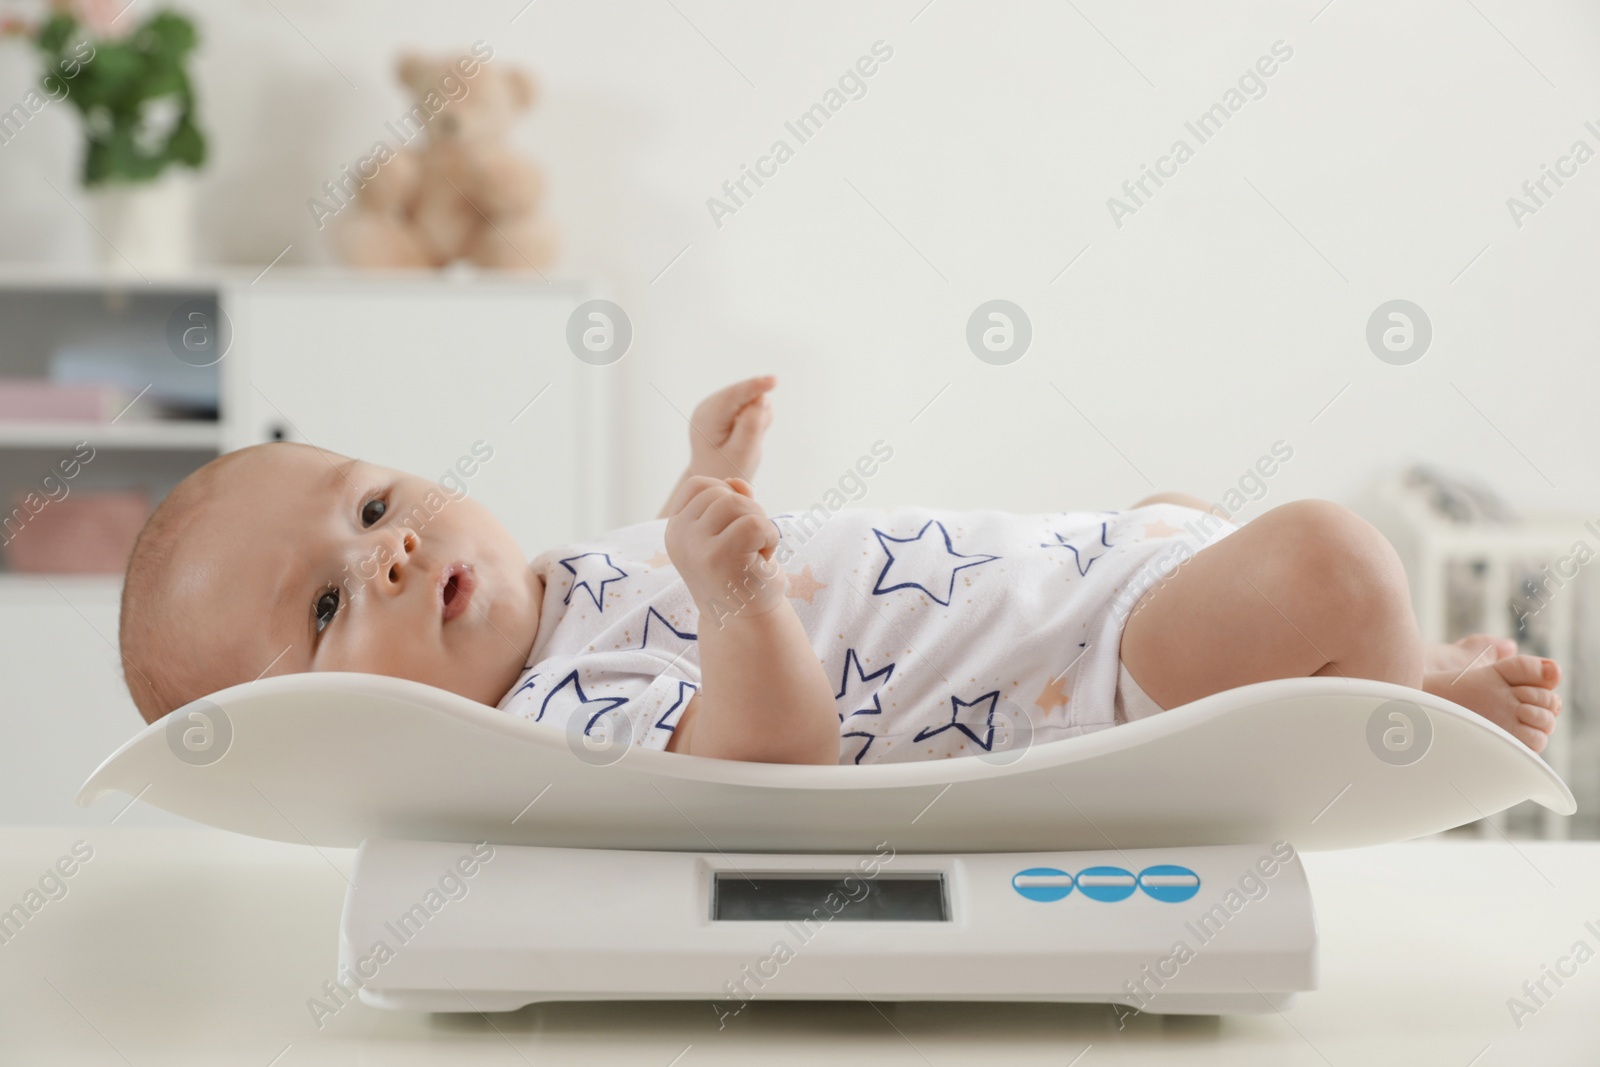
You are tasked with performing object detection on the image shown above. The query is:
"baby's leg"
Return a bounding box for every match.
[1121,499,1425,696]
[1118,499,1561,751]
[1135,493,1513,674]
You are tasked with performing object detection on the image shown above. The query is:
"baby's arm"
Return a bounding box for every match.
[660,475,838,764]
[658,376,776,520]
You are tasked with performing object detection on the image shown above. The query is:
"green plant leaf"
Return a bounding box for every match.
[78,45,143,112]
[52,7,209,185]
[35,14,75,55]
[83,138,111,185]
[140,59,184,100]
[146,12,198,56]
[168,117,205,167]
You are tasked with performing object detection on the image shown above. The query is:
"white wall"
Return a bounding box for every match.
[3,0,1599,529]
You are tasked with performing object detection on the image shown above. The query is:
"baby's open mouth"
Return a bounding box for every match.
[440,563,476,622]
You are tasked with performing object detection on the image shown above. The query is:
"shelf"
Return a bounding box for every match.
[0,419,221,450]
[0,262,595,296]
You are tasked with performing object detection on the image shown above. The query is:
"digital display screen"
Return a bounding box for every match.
[712,873,948,922]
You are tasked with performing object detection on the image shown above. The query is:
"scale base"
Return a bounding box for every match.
[338,839,1317,1016]
[359,987,1298,1015]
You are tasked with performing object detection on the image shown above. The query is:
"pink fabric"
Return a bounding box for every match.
[0,379,133,421]
[3,490,150,573]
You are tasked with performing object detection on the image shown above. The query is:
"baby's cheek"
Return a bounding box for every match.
[323,624,406,677]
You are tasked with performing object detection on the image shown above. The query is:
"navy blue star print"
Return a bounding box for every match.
[559,552,629,611]
[843,730,876,764]
[913,689,1002,751]
[538,669,630,734]
[633,606,698,656]
[834,648,895,721]
[871,519,1000,606]
[655,680,698,733]
[1039,521,1115,576]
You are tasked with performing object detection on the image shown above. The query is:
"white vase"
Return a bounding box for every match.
[83,171,196,278]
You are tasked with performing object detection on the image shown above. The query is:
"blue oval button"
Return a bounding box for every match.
[1137,865,1201,903]
[1012,867,1074,902]
[1075,866,1137,902]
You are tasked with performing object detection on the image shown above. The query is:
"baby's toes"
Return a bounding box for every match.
[1514,684,1560,712]
[1493,654,1560,689]
[1513,692,1558,735]
[1523,684,1561,716]
[1510,722,1550,754]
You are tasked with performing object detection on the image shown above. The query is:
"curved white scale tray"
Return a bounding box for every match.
[78,672,1574,853]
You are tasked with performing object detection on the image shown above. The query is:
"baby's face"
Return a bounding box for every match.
[173,444,543,706]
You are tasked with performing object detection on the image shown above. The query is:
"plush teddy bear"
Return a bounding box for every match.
[331,50,557,271]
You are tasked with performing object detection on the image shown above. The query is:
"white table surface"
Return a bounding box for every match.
[1,828,1597,1065]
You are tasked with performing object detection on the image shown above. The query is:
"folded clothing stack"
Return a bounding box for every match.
[0,378,147,422]
[1,489,151,573]
[46,341,222,420]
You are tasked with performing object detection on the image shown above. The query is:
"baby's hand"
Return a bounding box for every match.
[687,375,775,482]
[664,475,783,620]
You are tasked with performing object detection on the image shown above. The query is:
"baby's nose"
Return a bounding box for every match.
[384,529,419,583]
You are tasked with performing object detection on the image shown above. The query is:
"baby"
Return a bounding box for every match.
[118,376,1563,765]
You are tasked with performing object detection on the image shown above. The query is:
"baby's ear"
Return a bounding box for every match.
[505,67,537,110]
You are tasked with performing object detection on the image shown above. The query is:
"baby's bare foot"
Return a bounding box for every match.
[1423,654,1562,753]
[1425,633,1517,674]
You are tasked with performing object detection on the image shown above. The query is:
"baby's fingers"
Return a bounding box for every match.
[720,478,776,555]
[728,395,772,446]
[665,475,731,520]
[717,511,780,560]
[723,374,777,409]
[702,484,762,530]
[695,375,776,426]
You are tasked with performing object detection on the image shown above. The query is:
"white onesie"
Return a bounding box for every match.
[497,503,1237,764]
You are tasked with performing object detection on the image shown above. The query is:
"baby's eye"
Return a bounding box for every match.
[361,496,387,527]
[314,588,340,634]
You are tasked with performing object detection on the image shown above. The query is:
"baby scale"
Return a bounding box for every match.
[79,672,1572,1015]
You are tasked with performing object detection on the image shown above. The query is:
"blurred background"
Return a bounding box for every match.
[1,0,1597,836]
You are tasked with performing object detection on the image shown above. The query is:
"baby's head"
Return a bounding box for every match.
[119,442,544,725]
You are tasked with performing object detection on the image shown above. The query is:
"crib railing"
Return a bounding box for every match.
[1354,474,1589,841]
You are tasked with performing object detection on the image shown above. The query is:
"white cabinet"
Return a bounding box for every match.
[230,274,608,555]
